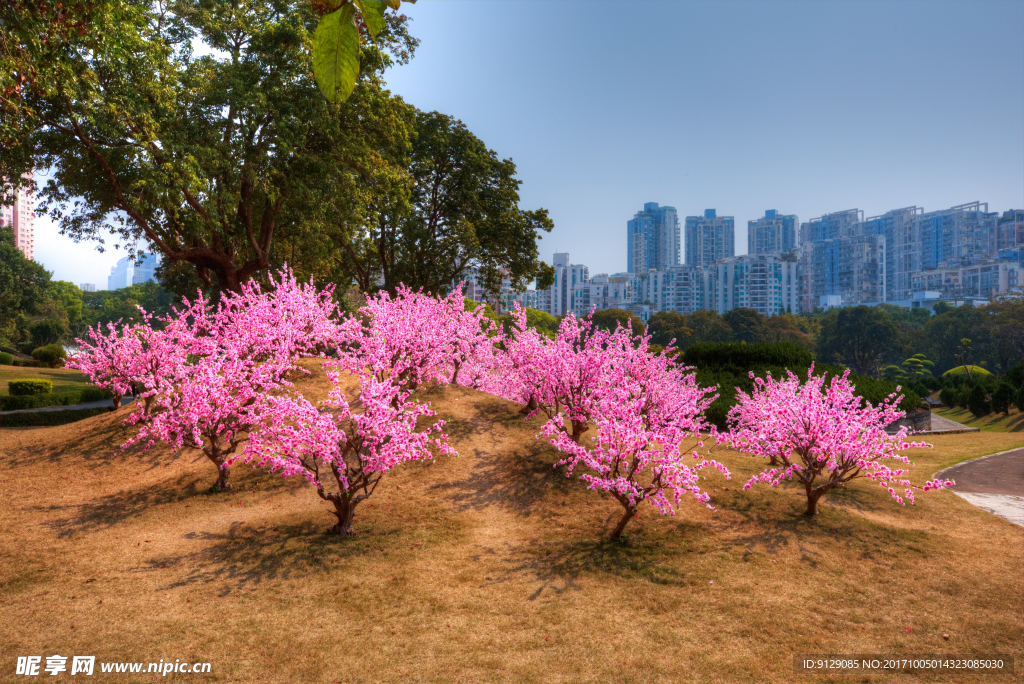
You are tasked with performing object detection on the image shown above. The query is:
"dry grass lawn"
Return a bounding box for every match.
[1,360,1021,683]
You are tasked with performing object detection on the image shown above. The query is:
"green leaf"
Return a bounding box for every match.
[312,4,360,103]
[355,0,388,39]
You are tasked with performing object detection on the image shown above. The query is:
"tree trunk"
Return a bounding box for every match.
[804,482,822,516]
[327,494,359,535]
[610,507,636,541]
[519,396,539,415]
[570,419,588,444]
[205,451,231,491]
[110,393,122,412]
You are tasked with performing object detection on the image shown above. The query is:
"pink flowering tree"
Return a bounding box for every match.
[69,311,194,414]
[336,284,497,394]
[124,349,293,491]
[68,321,149,411]
[727,367,950,516]
[543,327,729,540]
[114,268,339,491]
[236,366,455,534]
[491,307,615,443]
[211,268,339,362]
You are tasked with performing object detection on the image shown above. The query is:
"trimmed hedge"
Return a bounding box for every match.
[1,407,108,428]
[8,379,53,396]
[10,359,43,367]
[0,352,12,365]
[682,341,813,372]
[1,386,113,411]
[683,342,920,430]
[32,344,67,368]
[943,365,991,378]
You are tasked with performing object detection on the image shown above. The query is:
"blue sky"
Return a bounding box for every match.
[35,0,1024,286]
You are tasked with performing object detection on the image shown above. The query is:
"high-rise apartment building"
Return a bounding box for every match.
[710,254,801,316]
[572,273,632,316]
[997,210,1023,262]
[912,262,1021,300]
[1,173,36,260]
[107,254,159,290]
[799,209,863,245]
[747,210,799,255]
[867,202,1001,301]
[627,203,680,274]
[540,253,589,317]
[859,206,921,303]
[80,283,97,292]
[809,234,886,307]
[684,209,735,268]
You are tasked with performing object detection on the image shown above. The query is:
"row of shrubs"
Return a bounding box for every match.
[0,344,67,368]
[938,363,1024,417]
[0,407,109,428]
[680,342,922,430]
[2,387,114,412]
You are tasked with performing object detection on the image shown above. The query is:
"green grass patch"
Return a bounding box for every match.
[934,406,1024,433]
[0,366,92,395]
[0,407,109,428]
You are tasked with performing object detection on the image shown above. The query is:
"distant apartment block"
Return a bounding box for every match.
[572,273,632,316]
[627,203,680,273]
[809,234,886,308]
[710,254,801,316]
[997,209,1023,263]
[1,173,36,260]
[518,289,538,310]
[684,209,735,268]
[107,254,158,290]
[637,265,709,315]
[80,283,97,292]
[539,253,589,317]
[799,209,863,245]
[747,210,798,255]
[458,268,543,314]
[912,262,1022,301]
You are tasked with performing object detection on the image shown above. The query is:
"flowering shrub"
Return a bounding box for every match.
[335,284,498,393]
[540,321,729,539]
[237,365,455,534]
[491,307,611,443]
[73,269,339,491]
[727,367,950,516]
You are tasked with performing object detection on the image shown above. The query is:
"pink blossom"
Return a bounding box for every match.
[726,366,943,516]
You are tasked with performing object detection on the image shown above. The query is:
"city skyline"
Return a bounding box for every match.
[22,0,1024,286]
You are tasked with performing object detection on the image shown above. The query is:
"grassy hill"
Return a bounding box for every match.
[1,361,1021,682]
[0,365,93,395]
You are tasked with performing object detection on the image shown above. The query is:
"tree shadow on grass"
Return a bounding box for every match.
[146,518,433,593]
[430,439,576,516]
[476,533,693,599]
[37,466,300,539]
[716,492,930,566]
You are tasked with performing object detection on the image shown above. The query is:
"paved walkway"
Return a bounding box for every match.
[1,397,135,415]
[935,448,1024,527]
[925,414,981,435]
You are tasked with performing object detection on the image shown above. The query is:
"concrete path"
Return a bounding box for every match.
[925,413,981,435]
[1,396,135,415]
[935,448,1024,527]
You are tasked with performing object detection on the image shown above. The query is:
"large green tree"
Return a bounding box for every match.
[816,305,899,377]
[722,307,768,344]
[0,224,51,346]
[329,110,555,299]
[1,0,417,292]
[647,311,692,348]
